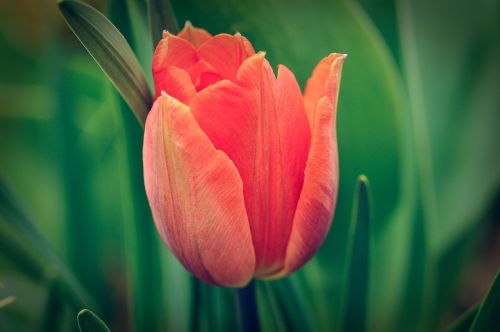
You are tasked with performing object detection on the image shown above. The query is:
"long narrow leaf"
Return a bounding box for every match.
[272,277,316,331]
[256,282,288,332]
[0,178,93,310]
[102,2,166,330]
[343,175,372,332]
[59,0,152,125]
[148,0,179,46]
[77,309,111,332]
[445,304,479,332]
[470,270,500,332]
[124,0,155,74]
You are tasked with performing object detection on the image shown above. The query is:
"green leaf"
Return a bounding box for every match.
[342,175,371,332]
[470,270,500,332]
[433,222,482,327]
[148,0,179,46]
[41,280,64,332]
[103,2,166,330]
[393,196,431,332]
[445,305,479,332]
[124,0,155,76]
[77,309,111,332]
[256,282,288,332]
[394,0,500,328]
[58,0,152,126]
[161,249,192,332]
[395,0,500,255]
[272,277,316,332]
[0,178,93,310]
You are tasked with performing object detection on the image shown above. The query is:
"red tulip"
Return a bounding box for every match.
[143,22,346,287]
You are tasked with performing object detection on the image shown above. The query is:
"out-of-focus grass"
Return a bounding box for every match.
[0,1,131,330]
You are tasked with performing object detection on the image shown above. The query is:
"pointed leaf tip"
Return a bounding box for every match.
[59,0,151,126]
[445,304,479,332]
[357,174,369,186]
[469,270,500,332]
[77,309,110,332]
[343,175,372,332]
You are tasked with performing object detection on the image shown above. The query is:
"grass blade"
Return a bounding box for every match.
[77,309,111,332]
[445,304,479,332]
[256,282,288,332]
[272,277,316,332]
[148,0,179,46]
[59,0,152,125]
[343,175,372,332]
[104,2,166,328]
[469,270,500,332]
[0,178,93,310]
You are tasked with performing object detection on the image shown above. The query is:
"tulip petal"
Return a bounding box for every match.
[190,54,310,276]
[198,33,255,82]
[152,33,198,99]
[177,21,212,48]
[155,66,196,103]
[303,53,347,128]
[185,60,222,92]
[143,93,255,287]
[273,54,346,278]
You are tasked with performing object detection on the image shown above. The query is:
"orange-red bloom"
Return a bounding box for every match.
[143,22,346,287]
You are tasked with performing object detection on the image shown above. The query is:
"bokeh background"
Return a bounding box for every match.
[0,0,499,331]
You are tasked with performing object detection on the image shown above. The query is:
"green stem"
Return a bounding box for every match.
[190,278,201,332]
[236,281,261,332]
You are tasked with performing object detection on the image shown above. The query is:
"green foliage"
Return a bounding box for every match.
[77,309,111,332]
[342,175,371,332]
[147,0,179,46]
[59,0,152,125]
[470,271,500,332]
[446,305,479,332]
[0,180,93,310]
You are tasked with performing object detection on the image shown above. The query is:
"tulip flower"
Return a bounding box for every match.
[143,22,346,287]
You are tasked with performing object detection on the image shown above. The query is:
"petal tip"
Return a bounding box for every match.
[328,52,348,63]
[178,21,212,47]
[158,90,189,112]
[253,51,267,62]
[162,30,174,39]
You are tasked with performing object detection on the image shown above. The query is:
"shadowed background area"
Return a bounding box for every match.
[0,0,499,331]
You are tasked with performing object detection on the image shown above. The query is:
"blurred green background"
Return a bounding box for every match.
[0,0,499,331]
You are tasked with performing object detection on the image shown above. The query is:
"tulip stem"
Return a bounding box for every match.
[236,281,261,332]
[190,277,201,332]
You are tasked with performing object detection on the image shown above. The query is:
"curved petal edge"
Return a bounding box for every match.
[143,93,256,287]
[268,54,346,279]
